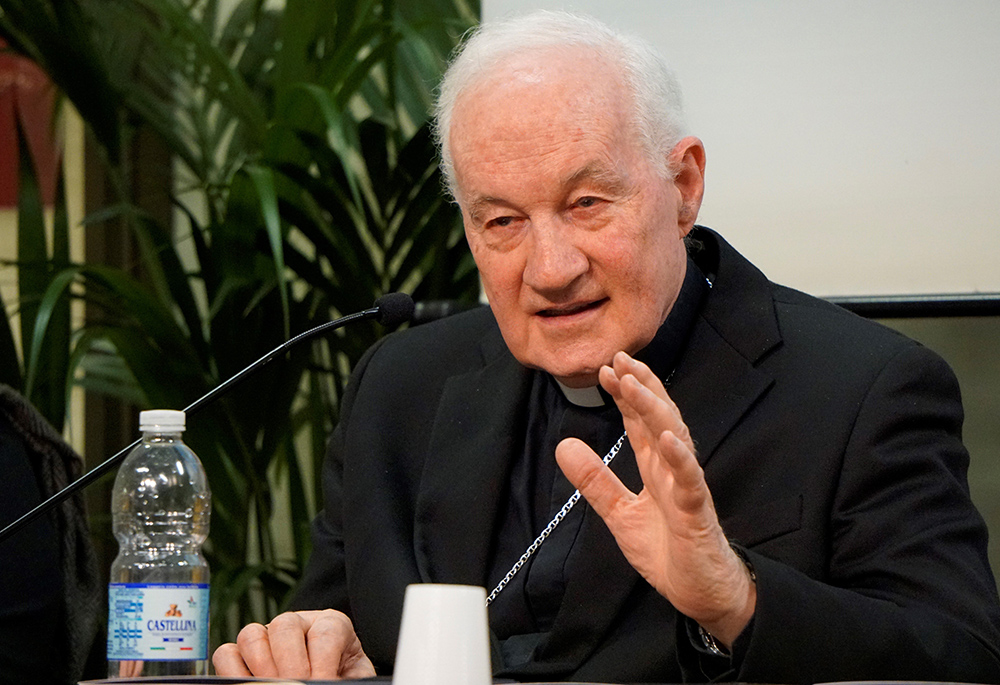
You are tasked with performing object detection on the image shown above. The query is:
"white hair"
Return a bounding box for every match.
[434,10,688,199]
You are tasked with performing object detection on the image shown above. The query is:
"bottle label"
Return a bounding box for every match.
[107,583,210,660]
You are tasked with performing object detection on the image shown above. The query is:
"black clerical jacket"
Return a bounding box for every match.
[293,227,1000,683]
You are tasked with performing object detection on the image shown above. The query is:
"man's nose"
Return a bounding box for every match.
[521,220,588,294]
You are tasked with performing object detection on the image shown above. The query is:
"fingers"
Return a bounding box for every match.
[657,429,702,491]
[598,352,707,516]
[212,610,376,680]
[556,437,636,521]
[116,661,144,678]
[610,351,670,402]
[230,622,279,677]
[302,610,375,680]
[601,352,695,453]
[213,643,254,677]
[268,612,314,678]
[600,351,669,405]
[654,428,712,515]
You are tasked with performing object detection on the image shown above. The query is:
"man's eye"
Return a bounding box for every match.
[488,216,515,228]
[575,196,600,208]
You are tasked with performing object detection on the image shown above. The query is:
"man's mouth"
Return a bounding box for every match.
[537,298,608,317]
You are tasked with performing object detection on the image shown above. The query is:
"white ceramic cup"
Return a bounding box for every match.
[391,583,492,685]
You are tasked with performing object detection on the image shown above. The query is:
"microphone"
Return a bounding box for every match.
[374,291,416,328]
[0,293,414,543]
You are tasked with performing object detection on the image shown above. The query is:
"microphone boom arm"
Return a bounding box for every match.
[0,301,397,543]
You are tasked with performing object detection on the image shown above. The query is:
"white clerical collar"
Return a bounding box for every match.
[554,379,605,407]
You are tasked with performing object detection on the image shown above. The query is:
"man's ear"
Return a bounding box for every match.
[668,136,706,235]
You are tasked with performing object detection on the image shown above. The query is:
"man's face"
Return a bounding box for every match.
[449,49,703,387]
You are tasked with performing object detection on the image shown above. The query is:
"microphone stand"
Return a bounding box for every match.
[0,302,395,543]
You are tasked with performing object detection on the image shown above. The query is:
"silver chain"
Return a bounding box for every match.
[485,430,628,607]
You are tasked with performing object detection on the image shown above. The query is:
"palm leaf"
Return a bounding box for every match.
[243,164,290,336]
[16,121,47,374]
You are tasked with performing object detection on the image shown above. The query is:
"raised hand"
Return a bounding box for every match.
[555,351,755,646]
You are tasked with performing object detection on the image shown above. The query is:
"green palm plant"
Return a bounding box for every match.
[0,0,479,647]
[0,130,73,429]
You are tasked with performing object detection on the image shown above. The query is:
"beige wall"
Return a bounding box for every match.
[484,0,1000,298]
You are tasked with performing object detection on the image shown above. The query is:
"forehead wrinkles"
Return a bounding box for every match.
[461,107,639,191]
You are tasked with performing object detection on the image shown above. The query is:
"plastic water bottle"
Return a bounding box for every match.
[106,409,211,677]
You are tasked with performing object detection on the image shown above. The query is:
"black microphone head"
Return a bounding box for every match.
[374,292,415,328]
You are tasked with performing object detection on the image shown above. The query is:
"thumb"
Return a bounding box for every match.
[556,437,635,521]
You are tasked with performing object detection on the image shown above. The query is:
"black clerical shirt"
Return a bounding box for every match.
[487,258,709,672]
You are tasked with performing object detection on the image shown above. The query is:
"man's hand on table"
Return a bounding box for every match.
[212,608,376,680]
[556,351,756,648]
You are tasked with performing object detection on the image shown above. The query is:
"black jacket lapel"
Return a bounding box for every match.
[677,228,782,463]
[670,317,776,463]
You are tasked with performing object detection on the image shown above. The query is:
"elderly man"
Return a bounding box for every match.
[215,11,1000,682]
